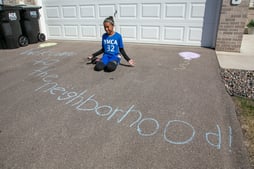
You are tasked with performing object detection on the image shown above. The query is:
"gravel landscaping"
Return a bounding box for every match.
[220,69,254,99]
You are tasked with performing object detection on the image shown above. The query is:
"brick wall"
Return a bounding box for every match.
[247,8,254,24]
[216,0,250,52]
[3,0,35,5]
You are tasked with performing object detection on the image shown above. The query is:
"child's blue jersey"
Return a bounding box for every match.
[102,32,124,56]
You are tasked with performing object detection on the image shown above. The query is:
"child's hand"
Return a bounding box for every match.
[128,59,135,66]
[88,56,100,64]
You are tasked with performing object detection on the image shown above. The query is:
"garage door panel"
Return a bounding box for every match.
[165,3,186,19]
[64,25,79,38]
[42,0,220,47]
[100,26,106,37]
[48,25,62,37]
[190,3,205,19]
[188,27,203,41]
[62,6,78,18]
[99,5,116,18]
[164,27,184,41]
[141,26,160,40]
[119,4,137,18]
[80,5,96,18]
[46,6,60,18]
[81,25,97,39]
[119,26,137,40]
[141,4,161,18]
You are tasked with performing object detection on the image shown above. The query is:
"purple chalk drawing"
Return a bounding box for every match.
[179,52,200,60]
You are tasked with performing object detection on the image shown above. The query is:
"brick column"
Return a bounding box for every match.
[216,0,250,52]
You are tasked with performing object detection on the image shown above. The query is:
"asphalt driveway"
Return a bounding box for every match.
[0,41,251,169]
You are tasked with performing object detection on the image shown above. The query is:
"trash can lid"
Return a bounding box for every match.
[0,4,22,11]
[16,5,41,9]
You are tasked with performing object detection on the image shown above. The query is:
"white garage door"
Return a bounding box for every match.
[41,0,221,47]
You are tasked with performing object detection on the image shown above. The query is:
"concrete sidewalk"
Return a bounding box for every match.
[217,34,254,70]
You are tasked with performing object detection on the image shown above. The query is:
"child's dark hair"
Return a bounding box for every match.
[104,16,114,25]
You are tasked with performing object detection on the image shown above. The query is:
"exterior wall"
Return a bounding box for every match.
[2,0,16,5]
[216,0,250,52]
[247,8,254,24]
[245,7,254,33]
[2,0,250,52]
[22,0,35,5]
[3,0,35,5]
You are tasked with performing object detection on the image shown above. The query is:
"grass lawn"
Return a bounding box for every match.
[233,96,254,168]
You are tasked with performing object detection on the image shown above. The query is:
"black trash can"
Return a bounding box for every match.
[0,5,28,49]
[0,30,4,49]
[18,5,45,44]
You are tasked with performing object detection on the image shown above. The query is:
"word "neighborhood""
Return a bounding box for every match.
[27,51,232,152]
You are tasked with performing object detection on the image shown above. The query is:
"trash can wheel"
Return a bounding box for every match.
[38,33,46,42]
[18,35,29,47]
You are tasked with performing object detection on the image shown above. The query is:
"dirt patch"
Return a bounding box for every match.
[233,96,254,168]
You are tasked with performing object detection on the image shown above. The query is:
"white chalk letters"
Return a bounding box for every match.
[28,55,233,151]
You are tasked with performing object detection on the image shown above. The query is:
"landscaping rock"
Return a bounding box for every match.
[221,69,254,99]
